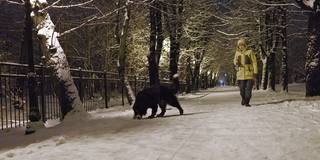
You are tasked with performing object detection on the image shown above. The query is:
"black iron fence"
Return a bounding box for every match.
[0,62,187,130]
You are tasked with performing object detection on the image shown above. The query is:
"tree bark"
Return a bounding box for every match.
[305,12,320,96]
[30,0,85,120]
[266,9,278,91]
[148,0,163,87]
[261,57,268,90]
[118,0,135,105]
[186,56,192,93]
[164,0,183,93]
[280,7,288,92]
[261,12,271,90]
[192,49,205,90]
[295,0,320,96]
[193,61,200,90]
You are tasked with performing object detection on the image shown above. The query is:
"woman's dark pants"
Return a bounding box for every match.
[238,80,253,105]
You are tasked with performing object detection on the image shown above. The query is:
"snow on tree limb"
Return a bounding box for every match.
[50,0,93,9]
[30,0,84,118]
[254,0,300,8]
[295,0,318,11]
[5,0,24,5]
[38,0,62,12]
[59,16,97,37]
[30,0,152,37]
[216,30,247,37]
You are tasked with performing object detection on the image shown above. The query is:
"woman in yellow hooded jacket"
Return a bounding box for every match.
[234,38,258,107]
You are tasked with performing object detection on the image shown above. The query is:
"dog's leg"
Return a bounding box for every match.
[177,104,184,115]
[168,98,184,115]
[148,105,158,119]
[157,101,167,117]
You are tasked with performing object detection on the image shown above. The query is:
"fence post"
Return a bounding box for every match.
[40,56,46,122]
[78,67,83,102]
[104,71,108,108]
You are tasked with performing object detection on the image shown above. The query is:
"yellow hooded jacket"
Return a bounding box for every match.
[234,49,258,80]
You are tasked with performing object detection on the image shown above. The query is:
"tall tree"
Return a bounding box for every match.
[118,0,135,105]
[148,0,163,87]
[267,8,279,91]
[164,0,184,93]
[280,6,288,92]
[29,0,86,120]
[295,0,320,96]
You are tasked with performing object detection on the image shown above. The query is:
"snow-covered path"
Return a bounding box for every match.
[1,84,320,160]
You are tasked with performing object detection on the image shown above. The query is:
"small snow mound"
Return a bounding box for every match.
[6,153,14,158]
[54,136,66,146]
[89,107,133,119]
[44,119,61,128]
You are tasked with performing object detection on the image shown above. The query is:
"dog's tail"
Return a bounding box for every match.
[173,73,179,79]
[170,74,180,94]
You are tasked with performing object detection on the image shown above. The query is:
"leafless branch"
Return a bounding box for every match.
[59,15,97,37]
[5,0,24,5]
[253,0,301,8]
[216,30,247,37]
[39,0,63,12]
[51,0,93,9]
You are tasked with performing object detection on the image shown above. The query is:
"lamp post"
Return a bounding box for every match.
[24,0,41,134]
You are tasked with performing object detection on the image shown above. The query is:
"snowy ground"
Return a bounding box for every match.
[1,83,320,160]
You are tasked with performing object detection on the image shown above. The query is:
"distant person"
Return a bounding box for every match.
[233,38,258,107]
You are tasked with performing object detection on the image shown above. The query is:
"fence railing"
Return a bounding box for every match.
[0,62,187,130]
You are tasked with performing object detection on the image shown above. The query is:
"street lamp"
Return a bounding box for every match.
[24,0,41,135]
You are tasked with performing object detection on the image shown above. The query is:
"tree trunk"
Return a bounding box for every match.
[268,48,276,91]
[186,56,192,93]
[148,0,163,87]
[295,0,320,96]
[305,12,320,96]
[280,7,288,92]
[262,11,273,90]
[193,62,200,90]
[267,9,278,91]
[30,0,85,120]
[118,0,135,105]
[260,7,280,91]
[261,57,268,90]
[164,0,183,94]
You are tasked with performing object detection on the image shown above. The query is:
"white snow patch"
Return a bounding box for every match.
[89,107,133,119]
[44,119,61,128]
[303,0,315,9]
[173,73,179,78]
[1,84,320,160]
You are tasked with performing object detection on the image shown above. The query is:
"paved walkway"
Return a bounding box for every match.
[1,85,320,160]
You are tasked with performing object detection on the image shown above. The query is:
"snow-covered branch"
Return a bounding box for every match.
[295,0,318,11]
[38,0,62,12]
[59,16,97,37]
[5,0,24,5]
[38,0,93,12]
[51,0,93,9]
[216,30,247,37]
[254,0,300,8]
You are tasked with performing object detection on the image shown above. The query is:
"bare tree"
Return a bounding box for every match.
[295,0,320,96]
[164,0,184,93]
[118,0,135,105]
[148,0,163,88]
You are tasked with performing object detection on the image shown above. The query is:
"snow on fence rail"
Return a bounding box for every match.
[0,62,187,130]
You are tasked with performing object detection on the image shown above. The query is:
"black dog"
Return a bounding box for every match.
[133,86,183,119]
